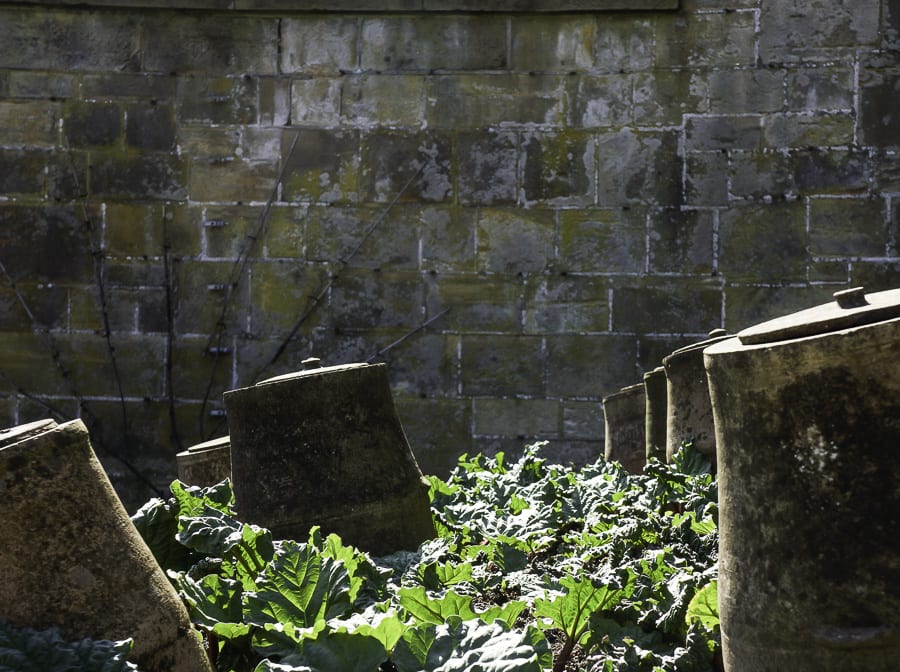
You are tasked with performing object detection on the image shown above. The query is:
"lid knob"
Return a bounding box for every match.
[708,328,728,338]
[833,287,869,309]
[302,356,322,370]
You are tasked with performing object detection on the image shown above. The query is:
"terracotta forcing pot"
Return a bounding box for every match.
[704,287,900,672]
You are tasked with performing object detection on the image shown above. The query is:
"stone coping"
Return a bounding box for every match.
[1,0,678,12]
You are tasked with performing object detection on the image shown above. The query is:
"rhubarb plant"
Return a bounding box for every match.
[132,442,720,672]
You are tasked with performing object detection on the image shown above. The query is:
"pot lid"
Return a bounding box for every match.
[0,418,57,448]
[737,287,900,345]
[256,359,371,387]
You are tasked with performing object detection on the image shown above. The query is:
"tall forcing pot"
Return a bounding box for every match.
[704,287,900,671]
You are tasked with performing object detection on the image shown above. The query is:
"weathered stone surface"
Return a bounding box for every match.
[460,335,544,396]
[0,205,93,283]
[125,103,177,151]
[343,74,427,128]
[457,130,518,206]
[612,278,722,334]
[290,77,343,127]
[522,130,595,206]
[394,395,472,477]
[684,151,730,206]
[282,128,360,204]
[596,129,681,206]
[545,334,638,398]
[524,275,610,333]
[417,206,477,272]
[763,112,854,148]
[281,16,358,75]
[509,15,596,72]
[656,11,756,67]
[425,273,523,332]
[648,207,715,274]
[476,207,555,273]
[178,76,258,125]
[685,114,761,151]
[603,383,645,474]
[142,13,277,75]
[361,130,451,203]
[0,149,46,195]
[474,397,561,439]
[362,15,507,71]
[758,0,880,63]
[304,205,419,269]
[330,269,424,329]
[0,100,60,147]
[91,152,187,200]
[809,197,887,256]
[859,64,900,148]
[558,207,646,273]
[709,68,786,114]
[718,202,808,282]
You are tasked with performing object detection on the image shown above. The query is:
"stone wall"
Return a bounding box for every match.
[0,0,898,509]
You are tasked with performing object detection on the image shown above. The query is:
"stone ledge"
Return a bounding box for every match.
[2,0,678,11]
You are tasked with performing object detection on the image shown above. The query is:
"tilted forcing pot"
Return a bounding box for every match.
[603,382,646,475]
[704,287,900,672]
[223,360,435,555]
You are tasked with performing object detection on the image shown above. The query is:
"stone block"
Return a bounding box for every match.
[263,205,308,259]
[787,66,854,112]
[290,77,343,127]
[281,16,358,75]
[304,205,419,269]
[0,8,140,72]
[170,335,233,401]
[177,126,242,161]
[808,259,849,283]
[259,77,291,127]
[103,259,167,289]
[558,207,646,274]
[759,0,880,64]
[871,148,900,192]
[81,73,178,101]
[684,115,761,152]
[460,335,544,397]
[656,11,756,68]
[174,260,249,335]
[729,149,798,200]
[64,101,121,148]
[763,112,854,149]
[849,260,900,291]
[103,287,139,333]
[509,15,595,71]
[425,74,566,128]
[425,274,524,332]
[0,205,93,284]
[190,157,278,203]
[709,68,786,114]
[859,65,900,148]
[57,333,166,398]
[394,395,472,479]
[7,71,76,99]
[0,332,75,397]
[281,128,359,204]
[142,13,277,75]
[343,74,427,128]
[125,103,176,151]
[473,398,561,440]
[362,15,507,71]
[562,400,604,441]
[522,130,595,207]
[648,207,715,274]
[457,131,518,206]
[523,274,610,334]
[592,16,655,73]
[545,333,638,398]
[91,151,187,200]
[611,278,722,334]
[137,288,169,334]
[376,332,458,396]
[637,334,697,372]
[596,129,681,206]
[0,149,46,196]
[361,130,452,203]
[809,197,888,257]
[0,282,68,331]
[568,73,634,128]
[178,76,258,125]
[200,205,266,259]
[792,148,868,195]
[247,260,330,336]
[718,202,808,282]
[0,101,60,148]
[330,269,424,330]
[476,207,556,274]
[417,206,477,272]
[724,285,837,332]
[633,69,708,126]
[685,151,730,206]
